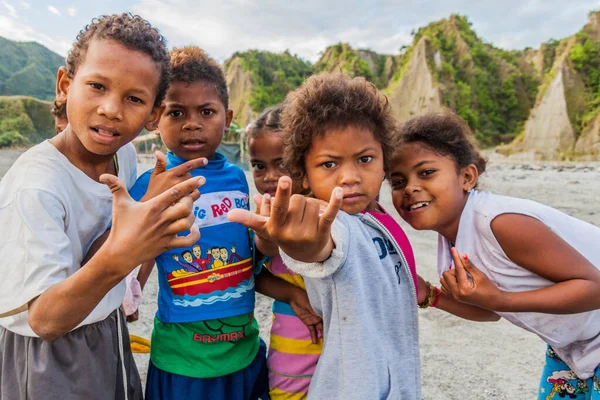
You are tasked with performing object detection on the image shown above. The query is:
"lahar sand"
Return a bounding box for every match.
[3,150,599,399]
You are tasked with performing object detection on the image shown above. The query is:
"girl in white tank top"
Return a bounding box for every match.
[389,112,600,400]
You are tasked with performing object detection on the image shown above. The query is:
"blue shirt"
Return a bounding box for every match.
[129,152,254,323]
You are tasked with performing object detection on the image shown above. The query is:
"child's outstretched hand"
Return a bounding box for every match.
[289,289,323,344]
[100,173,204,276]
[141,151,208,201]
[228,176,343,263]
[441,248,505,310]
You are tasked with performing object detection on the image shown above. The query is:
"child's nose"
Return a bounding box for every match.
[97,95,123,121]
[338,165,361,186]
[183,117,202,131]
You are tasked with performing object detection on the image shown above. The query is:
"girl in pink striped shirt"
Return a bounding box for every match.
[249,105,323,399]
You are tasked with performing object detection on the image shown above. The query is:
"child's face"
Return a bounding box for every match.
[389,143,470,235]
[159,81,233,161]
[58,39,162,156]
[303,125,385,215]
[249,132,304,197]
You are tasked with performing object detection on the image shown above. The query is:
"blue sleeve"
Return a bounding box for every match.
[128,170,153,201]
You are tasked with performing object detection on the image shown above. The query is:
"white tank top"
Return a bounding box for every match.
[437,190,600,379]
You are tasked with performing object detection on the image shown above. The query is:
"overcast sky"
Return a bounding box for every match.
[2,0,599,63]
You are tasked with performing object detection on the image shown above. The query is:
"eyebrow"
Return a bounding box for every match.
[317,146,379,159]
[249,157,283,163]
[165,101,218,108]
[413,160,436,169]
[87,73,151,98]
[389,160,436,177]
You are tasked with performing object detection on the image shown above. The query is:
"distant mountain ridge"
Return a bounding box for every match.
[3,12,600,158]
[0,37,63,101]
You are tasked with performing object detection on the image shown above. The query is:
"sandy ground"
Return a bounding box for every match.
[2,149,600,399]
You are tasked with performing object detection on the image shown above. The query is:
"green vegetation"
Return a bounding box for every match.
[406,15,539,146]
[315,43,371,78]
[315,43,393,89]
[567,29,600,135]
[225,50,312,113]
[0,96,54,147]
[0,36,63,101]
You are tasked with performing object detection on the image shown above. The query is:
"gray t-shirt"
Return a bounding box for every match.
[281,211,421,399]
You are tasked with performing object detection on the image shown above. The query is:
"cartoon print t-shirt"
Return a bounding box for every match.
[129,152,254,323]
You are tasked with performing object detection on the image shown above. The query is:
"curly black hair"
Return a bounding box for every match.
[246,104,284,140]
[399,111,487,175]
[59,13,170,110]
[170,46,229,109]
[281,73,397,180]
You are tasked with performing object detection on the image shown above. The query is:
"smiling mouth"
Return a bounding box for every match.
[406,201,431,211]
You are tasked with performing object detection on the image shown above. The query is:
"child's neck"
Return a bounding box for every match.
[50,130,117,182]
[436,194,470,245]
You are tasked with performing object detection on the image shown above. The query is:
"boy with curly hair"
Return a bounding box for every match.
[0,13,204,400]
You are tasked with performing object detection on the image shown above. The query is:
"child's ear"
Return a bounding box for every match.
[145,103,165,131]
[225,108,234,131]
[462,164,479,192]
[55,66,70,103]
[302,175,310,190]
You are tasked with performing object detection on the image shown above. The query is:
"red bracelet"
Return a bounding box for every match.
[431,286,441,308]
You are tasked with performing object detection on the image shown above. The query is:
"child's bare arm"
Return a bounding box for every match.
[417,275,499,322]
[137,260,155,291]
[28,175,204,341]
[256,270,323,343]
[256,269,291,302]
[443,214,600,314]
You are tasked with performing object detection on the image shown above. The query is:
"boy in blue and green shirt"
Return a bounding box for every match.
[129,46,267,400]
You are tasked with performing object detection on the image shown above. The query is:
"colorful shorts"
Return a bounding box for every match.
[538,345,600,400]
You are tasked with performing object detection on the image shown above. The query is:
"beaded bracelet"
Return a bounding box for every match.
[418,282,441,309]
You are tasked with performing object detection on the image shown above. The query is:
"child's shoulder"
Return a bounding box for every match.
[1,141,71,193]
[471,190,547,222]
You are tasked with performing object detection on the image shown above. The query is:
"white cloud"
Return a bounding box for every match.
[0,15,70,55]
[133,0,600,63]
[67,7,77,17]
[3,1,17,18]
[47,5,61,16]
[20,1,29,9]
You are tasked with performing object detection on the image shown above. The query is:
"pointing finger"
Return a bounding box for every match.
[270,176,292,226]
[169,224,201,249]
[227,208,269,234]
[451,248,470,287]
[318,187,343,234]
[153,176,205,211]
[151,151,167,175]
[170,157,208,176]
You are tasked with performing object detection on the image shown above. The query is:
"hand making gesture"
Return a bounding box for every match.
[141,150,208,201]
[441,248,506,310]
[228,176,343,263]
[101,173,204,274]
